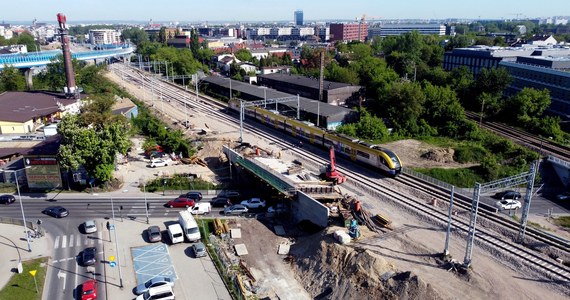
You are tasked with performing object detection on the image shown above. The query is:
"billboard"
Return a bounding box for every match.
[24,157,62,189]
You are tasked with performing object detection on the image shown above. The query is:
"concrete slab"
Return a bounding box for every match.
[274,225,286,236]
[277,243,290,255]
[234,244,248,256]
[230,228,242,239]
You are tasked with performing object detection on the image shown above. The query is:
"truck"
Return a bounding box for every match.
[167,223,184,244]
[178,210,201,242]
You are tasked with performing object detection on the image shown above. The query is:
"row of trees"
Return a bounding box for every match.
[0,32,38,52]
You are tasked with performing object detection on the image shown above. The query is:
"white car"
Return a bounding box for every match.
[240,198,266,209]
[496,199,522,210]
[150,159,171,168]
[83,220,97,234]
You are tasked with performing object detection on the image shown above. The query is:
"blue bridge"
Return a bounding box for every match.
[0,45,134,70]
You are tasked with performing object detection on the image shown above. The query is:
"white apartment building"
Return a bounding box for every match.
[291,27,315,37]
[369,23,446,37]
[88,29,121,45]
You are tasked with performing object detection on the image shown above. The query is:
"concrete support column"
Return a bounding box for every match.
[24,68,34,90]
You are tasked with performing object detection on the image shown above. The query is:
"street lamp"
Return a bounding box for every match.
[260,86,267,109]
[228,78,232,101]
[3,167,31,252]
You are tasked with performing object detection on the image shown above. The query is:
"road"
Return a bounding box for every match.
[0,193,229,299]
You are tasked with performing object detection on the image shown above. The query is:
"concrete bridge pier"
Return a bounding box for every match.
[24,68,34,90]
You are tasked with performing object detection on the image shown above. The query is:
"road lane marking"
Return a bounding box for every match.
[61,235,67,248]
[54,236,60,249]
[76,235,81,247]
[69,235,74,248]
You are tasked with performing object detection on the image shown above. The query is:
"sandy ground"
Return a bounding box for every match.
[106,69,570,299]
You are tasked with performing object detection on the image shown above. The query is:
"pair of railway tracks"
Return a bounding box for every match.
[111,64,570,283]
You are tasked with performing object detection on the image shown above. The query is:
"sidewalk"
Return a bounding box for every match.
[0,223,50,294]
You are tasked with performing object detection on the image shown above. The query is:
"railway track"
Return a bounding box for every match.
[465,111,570,160]
[110,63,570,283]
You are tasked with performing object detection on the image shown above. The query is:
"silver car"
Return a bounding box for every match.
[193,242,207,258]
[83,220,97,234]
[134,277,174,295]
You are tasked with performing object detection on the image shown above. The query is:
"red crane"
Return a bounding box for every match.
[322,147,347,185]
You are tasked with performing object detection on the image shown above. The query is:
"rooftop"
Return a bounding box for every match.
[0,91,78,123]
[258,73,360,90]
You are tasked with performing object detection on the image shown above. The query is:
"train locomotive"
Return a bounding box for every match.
[237,104,403,176]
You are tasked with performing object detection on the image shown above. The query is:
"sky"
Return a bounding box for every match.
[1,0,568,23]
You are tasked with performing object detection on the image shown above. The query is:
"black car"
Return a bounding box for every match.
[0,194,16,205]
[81,247,97,266]
[181,191,203,201]
[211,197,232,208]
[42,206,69,218]
[493,190,522,200]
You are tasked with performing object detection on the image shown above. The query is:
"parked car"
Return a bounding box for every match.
[493,190,521,200]
[193,242,207,258]
[224,204,249,215]
[556,192,570,201]
[180,191,202,201]
[83,220,97,234]
[150,159,171,168]
[240,198,266,209]
[81,247,97,266]
[267,203,287,214]
[147,225,162,243]
[0,194,16,205]
[81,279,98,300]
[43,206,69,218]
[211,197,232,208]
[166,197,196,208]
[219,191,240,199]
[136,285,175,300]
[134,277,174,295]
[496,199,522,210]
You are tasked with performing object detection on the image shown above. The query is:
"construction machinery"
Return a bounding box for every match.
[320,147,347,185]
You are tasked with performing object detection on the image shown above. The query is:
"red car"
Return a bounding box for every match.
[81,279,98,300]
[166,197,196,208]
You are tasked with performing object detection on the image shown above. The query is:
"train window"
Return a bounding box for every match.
[356,150,370,159]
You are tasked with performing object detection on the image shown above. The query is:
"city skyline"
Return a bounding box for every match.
[1,0,569,24]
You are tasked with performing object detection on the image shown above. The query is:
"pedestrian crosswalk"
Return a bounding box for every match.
[53,231,104,249]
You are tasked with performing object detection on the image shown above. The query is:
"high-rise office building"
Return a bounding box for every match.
[294,10,303,26]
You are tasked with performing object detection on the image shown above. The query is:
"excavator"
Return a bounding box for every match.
[320,147,347,185]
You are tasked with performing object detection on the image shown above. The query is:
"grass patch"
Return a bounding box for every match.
[413,167,484,188]
[553,216,570,229]
[0,257,48,300]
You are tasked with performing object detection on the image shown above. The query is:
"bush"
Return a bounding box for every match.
[145,174,218,192]
[413,167,484,188]
[454,144,487,163]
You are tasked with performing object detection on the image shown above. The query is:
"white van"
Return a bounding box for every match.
[167,223,184,244]
[178,211,201,242]
[189,202,211,215]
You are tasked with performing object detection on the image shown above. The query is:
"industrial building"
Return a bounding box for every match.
[0,91,82,135]
[257,73,364,106]
[443,46,538,75]
[500,56,570,117]
[329,23,368,42]
[368,23,447,37]
[200,76,357,130]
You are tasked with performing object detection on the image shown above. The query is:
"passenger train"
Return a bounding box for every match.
[234,103,403,176]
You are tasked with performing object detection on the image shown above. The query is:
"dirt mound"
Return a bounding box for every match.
[421,148,455,163]
[291,236,442,300]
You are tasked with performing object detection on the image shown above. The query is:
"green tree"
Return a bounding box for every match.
[234,49,253,62]
[190,29,200,57]
[121,27,149,47]
[503,88,551,124]
[35,55,85,91]
[0,66,26,91]
[379,81,427,136]
[422,82,465,137]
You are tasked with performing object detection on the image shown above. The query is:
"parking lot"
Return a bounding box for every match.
[103,217,231,300]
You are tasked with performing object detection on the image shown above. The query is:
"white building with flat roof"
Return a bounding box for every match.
[369,23,446,37]
[88,29,121,45]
